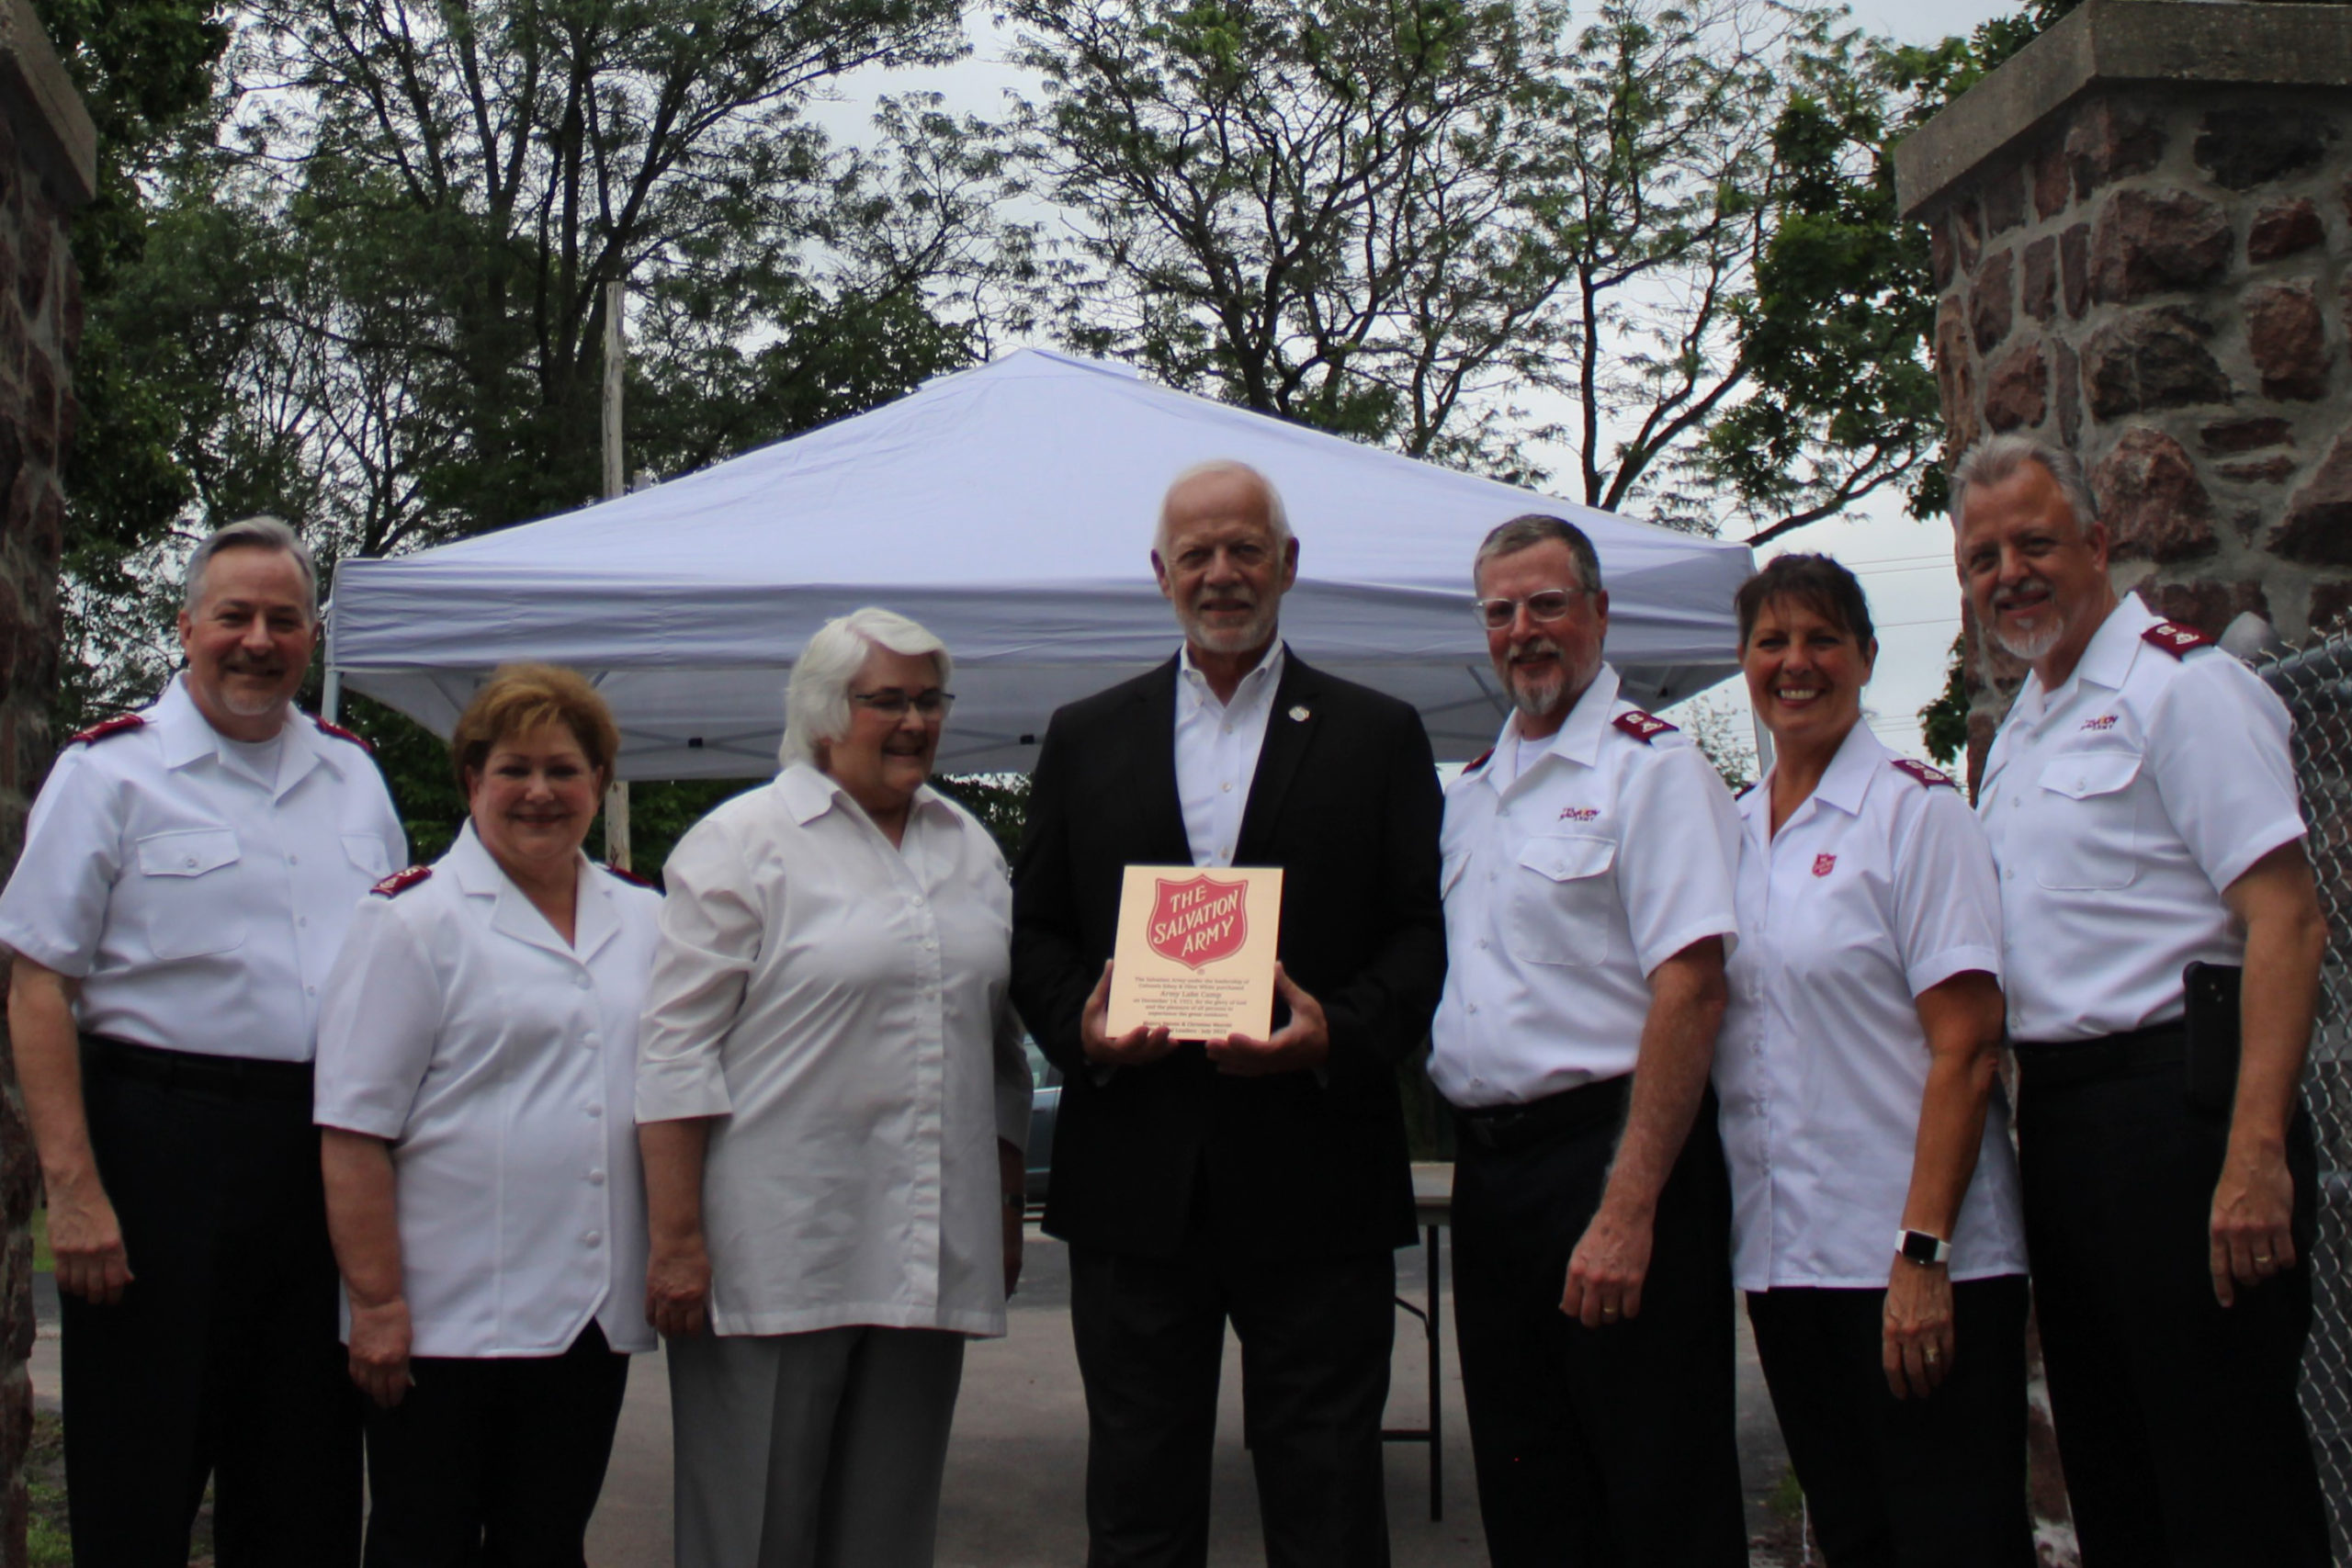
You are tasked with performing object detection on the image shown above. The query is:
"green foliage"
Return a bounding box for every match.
[1918,631,1970,769]
[933,773,1035,862]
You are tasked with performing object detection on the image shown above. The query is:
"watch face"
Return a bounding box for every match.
[1901,1231,1944,1265]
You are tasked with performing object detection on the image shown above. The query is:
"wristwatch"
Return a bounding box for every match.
[1896,1228,1952,1266]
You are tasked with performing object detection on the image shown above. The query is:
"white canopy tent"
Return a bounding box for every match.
[327,349,1754,779]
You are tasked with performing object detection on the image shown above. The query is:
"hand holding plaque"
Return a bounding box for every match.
[1106,865,1285,1041]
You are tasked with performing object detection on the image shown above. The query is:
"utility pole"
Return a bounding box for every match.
[600,276,632,871]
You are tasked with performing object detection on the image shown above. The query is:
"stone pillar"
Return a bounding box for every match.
[1896,0,2352,780]
[0,6,89,1564]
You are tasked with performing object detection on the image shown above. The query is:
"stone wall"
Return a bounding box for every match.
[1896,0,2352,780]
[0,5,89,1562]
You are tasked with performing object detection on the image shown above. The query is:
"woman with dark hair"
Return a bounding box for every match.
[1713,555,2033,1566]
[314,662,660,1565]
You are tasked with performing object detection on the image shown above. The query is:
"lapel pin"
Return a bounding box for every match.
[1288,705,1310,723]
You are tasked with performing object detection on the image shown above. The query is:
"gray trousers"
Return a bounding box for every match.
[668,1325,967,1568]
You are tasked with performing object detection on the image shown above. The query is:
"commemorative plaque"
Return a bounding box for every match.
[1106,864,1284,1040]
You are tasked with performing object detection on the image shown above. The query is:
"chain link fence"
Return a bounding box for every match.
[2258,629,2352,1557]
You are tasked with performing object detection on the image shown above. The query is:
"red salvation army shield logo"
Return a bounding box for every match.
[1813,853,1837,877]
[1147,874,1250,970]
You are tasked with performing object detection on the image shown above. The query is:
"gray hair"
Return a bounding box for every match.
[1154,459,1295,557]
[780,607,954,770]
[1473,513,1604,595]
[184,515,321,620]
[1947,434,2099,537]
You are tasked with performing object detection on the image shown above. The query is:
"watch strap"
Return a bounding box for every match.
[1897,1228,1952,1266]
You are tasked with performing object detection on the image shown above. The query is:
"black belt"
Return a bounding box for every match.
[2011,1023,2185,1091]
[1452,1075,1630,1153]
[83,1034,316,1105]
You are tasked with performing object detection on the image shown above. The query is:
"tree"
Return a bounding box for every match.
[1918,632,1968,768]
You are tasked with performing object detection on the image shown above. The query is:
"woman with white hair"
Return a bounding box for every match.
[635,607,1031,1568]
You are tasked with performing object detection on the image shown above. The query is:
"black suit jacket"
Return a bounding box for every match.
[1011,649,1447,1261]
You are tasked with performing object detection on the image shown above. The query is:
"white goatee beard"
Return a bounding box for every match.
[1987,611,2064,663]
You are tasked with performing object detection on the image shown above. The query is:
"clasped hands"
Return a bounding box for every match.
[1079,960,1329,1076]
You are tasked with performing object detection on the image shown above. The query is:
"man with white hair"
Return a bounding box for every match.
[1012,460,1447,1568]
[1953,432,2330,1566]
[0,516,406,1566]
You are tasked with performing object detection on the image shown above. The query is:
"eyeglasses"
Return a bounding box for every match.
[848,688,956,719]
[1473,588,1591,630]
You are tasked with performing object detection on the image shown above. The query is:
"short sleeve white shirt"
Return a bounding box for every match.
[1714,724,2026,1290]
[314,824,661,1357]
[1430,664,1742,1107]
[634,765,1033,1338]
[1174,640,1284,866]
[1979,594,2306,1043]
[0,676,407,1061]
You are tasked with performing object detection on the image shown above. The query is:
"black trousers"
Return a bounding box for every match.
[1746,1278,2034,1568]
[1068,1235,1396,1568]
[2015,1029,2330,1568]
[60,1042,362,1567]
[1450,1079,1747,1568]
[361,1322,631,1568]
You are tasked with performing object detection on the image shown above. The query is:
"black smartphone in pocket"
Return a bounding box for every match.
[2183,961,2243,1118]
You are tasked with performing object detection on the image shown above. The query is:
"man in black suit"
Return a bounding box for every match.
[1012,459,1447,1568]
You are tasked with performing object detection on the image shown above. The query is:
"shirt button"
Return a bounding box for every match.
[306,985,317,996]
[288,854,300,865]
[1477,939,1489,951]
[587,1105,604,1119]
[911,895,926,908]
[584,1231,602,1247]
[1467,1002,1479,1014]
[184,856,197,868]
[297,916,308,928]
[589,1170,606,1186]
[1221,781,1233,793]
[574,974,591,989]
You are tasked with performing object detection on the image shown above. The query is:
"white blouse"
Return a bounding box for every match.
[1714,725,2028,1291]
[314,823,662,1357]
[635,765,1032,1338]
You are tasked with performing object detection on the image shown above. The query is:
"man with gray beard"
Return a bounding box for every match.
[1428,513,1747,1565]
[1955,433,2329,1566]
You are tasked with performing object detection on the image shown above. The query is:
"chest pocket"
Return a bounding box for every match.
[1505,833,1615,967]
[343,833,391,880]
[2033,751,2143,891]
[134,828,249,959]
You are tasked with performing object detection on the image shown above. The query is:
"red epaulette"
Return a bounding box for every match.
[314,716,375,752]
[2142,621,2213,659]
[600,863,653,889]
[1463,747,1495,773]
[370,865,433,897]
[1611,709,1678,745]
[70,714,145,746]
[1890,758,1959,790]
[1736,781,1756,799]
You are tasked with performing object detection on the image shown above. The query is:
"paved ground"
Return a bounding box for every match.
[28,1228,1801,1565]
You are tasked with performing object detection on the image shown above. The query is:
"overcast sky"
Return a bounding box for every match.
[812,0,2029,761]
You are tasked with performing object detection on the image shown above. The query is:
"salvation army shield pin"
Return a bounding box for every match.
[1812,853,1837,877]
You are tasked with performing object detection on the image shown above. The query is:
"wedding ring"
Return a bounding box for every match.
[2256,1254,2274,1265]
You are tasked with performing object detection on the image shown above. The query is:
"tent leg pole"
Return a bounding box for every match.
[604,781,631,872]
[322,667,342,725]
[1750,705,1774,780]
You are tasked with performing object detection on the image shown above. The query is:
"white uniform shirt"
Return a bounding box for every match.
[1714,724,2027,1290]
[1430,665,1742,1107]
[1174,640,1284,866]
[313,824,661,1358]
[0,676,407,1062]
[635,764,1032,1338]
[1979,594,2306,1043]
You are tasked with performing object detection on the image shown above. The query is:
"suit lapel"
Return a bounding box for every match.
[1130,656,1193,863]
[1235,650,1321,864]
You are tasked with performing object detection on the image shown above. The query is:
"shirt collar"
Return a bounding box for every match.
[1178,639,1285,709]
[1811,721,1888,817]
[446,818,620,962]
[1497,662,1621,778]
[2017,592,2154,717]
[150,674,343,791]
[775,760,947,829]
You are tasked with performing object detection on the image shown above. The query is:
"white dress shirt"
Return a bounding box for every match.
[635,765,1033,1338]
[1714,724,2027,1290]
[314,824,661,1357]
[1979,594,2306,1043]
[1174,640,1285,866]
[0,675,406,1062]
[1430,664,1742,1107]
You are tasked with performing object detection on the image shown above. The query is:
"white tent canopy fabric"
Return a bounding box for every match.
[328,350,1754,779]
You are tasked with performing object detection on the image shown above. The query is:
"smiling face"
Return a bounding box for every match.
[467,721,604,879]
[1477,538,1608,738]
[1955,458,2114,678]
[176,547,318,740]
[820,645,946,820]
[1742,594,1875,756]
[1152,468,1297,660]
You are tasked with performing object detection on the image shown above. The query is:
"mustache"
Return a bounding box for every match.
[1509,636,1563,662]
[1989,583,2051,612]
